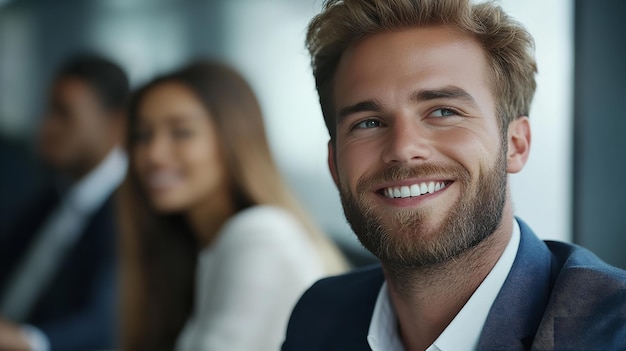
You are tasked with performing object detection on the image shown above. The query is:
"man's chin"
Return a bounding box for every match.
[370,207,443,236]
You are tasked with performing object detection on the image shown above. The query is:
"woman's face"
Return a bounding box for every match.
[133,82,226,213]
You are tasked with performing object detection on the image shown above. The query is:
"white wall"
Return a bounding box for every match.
[222,1,355,246]
[498,0,574,242]
[222,0,574,245]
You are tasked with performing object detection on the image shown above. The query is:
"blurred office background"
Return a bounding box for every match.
[0,0,623,268]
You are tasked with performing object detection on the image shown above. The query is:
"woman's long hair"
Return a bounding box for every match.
[118,61,346,350]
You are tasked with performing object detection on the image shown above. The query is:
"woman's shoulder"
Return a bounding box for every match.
[222,205,301,231]
[216,205,309,246]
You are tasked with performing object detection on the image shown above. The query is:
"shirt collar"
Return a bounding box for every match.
[367,280,404,351]
[367,218,521,351]
[64,147,128,214]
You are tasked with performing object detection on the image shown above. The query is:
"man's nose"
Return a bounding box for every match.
[381,117,432,165]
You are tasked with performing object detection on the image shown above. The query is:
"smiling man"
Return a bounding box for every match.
[282,0,626,350]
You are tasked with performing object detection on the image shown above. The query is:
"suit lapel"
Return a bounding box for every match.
[477,219,553,350]
[0,186,60,295]
[332,266,384,350]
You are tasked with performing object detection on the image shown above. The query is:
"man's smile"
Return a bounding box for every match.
[378,180,452,199]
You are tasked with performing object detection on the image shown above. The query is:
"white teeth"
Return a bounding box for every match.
[393,188,401,198]
[420,183,428,194]
[400,186,411,198]
[383,181,448,199]
[410,184,421,197]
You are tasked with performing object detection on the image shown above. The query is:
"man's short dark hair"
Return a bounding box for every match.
[57,53,130,112]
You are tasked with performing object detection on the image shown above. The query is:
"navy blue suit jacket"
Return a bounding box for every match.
[0,187,118,351]
[282,219,626,350]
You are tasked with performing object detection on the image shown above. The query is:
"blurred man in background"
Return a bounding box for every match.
[0,54,128,351]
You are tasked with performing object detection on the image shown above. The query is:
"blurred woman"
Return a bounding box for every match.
[118,61,347,351]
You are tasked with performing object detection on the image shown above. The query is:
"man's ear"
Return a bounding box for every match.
[506,116,531,174]
[327,141,340,188]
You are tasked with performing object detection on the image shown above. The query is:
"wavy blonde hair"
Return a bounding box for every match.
[306,0,537,140]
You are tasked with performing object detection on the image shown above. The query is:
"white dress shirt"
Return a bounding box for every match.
[0,147,127,351]
[367,219,521,351]
[175,205,327,351]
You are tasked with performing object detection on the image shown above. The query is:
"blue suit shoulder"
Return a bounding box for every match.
[537,239,626,349]
[546,238,626,303]
[282,264,384,351]
[546,239,626,280]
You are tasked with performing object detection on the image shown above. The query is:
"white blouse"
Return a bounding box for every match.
[175,205,326,351]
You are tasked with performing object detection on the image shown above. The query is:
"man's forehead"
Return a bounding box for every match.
[332,25,492,113]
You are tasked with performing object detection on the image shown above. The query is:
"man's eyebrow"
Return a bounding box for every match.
[337,100,383,123]
[336,86,477,123]
[411,86,478,107]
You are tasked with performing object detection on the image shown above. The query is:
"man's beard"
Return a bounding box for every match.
[339,148,508,270]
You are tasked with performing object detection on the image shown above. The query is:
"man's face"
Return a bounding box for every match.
[330,25,516,268]
[38,77,115,177]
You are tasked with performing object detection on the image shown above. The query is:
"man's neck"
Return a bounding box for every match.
[383,212,514,351]
[62,147,114,184]
[53,147,114,193]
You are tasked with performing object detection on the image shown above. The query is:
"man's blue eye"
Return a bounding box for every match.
[431,108,457,117]
[356,119,381,129]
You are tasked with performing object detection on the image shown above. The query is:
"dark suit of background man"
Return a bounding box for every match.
[0,54,129,351]
[282,0,626,350]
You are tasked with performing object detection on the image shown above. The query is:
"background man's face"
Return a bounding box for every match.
[38,77,115,178]
[329,25,510,268]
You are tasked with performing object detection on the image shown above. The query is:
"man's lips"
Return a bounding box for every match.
[375,180,453,199]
